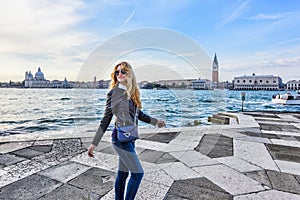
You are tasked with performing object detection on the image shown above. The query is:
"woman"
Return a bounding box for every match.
[88,61,165,200]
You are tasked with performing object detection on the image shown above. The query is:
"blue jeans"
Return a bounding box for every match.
[112,138,144,200]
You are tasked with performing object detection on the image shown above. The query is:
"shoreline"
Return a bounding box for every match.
[0,112,257,143]
[1,111,300,144]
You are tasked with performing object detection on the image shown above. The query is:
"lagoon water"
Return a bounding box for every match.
[1,88,299,136]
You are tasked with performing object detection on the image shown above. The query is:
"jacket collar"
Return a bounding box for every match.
[117,83,127,90]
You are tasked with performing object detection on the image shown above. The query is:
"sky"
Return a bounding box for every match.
[1,0,300,83]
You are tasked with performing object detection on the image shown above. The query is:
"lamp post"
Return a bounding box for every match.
[241,92,246,112]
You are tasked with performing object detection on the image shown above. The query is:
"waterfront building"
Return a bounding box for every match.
[233,73,283,90]
[154,79,195,88]
[286,80,300,90]
[191,78,212,90]
[212,53,219,88]
[222,81,233,90]
[97,80,110,88]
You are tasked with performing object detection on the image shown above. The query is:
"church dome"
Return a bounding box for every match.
[35,67,45,80]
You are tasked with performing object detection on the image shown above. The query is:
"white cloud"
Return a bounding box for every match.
[222,1,249,25]
[119,0,144,29]
[249,12,292,20]
[0,0,97,81]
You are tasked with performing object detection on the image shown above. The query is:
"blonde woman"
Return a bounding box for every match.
[88,61,165,200]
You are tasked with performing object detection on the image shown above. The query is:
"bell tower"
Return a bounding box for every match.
[212,53,219,87]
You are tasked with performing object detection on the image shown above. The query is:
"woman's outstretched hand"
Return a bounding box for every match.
[88,144,95,158]
[157,120,166,128]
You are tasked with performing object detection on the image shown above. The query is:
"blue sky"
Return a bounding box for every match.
[1,0,300,82]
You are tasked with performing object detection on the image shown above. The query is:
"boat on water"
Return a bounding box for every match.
[272,92,300,105]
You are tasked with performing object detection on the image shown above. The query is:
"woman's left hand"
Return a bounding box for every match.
[88,144,95,158]
[157,120,166,128]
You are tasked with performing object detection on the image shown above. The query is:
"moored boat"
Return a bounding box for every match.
[272,92,300,105]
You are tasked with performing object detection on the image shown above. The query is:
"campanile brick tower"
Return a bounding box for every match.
[212,53,219,88]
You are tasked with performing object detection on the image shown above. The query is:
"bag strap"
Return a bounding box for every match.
[121,106,138,127]
[133,106,138,127]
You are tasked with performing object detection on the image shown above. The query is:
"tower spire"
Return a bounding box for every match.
[213,53,218,67]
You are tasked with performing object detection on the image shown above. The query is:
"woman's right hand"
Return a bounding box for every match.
[88,144,95,158]
[157,120,166,128]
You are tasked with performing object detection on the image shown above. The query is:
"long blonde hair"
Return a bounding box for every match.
[110,61,142,109]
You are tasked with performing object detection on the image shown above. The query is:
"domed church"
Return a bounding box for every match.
[25,67,50,88]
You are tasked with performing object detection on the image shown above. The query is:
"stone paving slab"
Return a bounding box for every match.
[11,147,46,159]
[0,141,34,154]
[259,123,300,133]
[252,116,294,122]
[262,130,300,137]
[156,152,178,164]
[135,139,168,152]
[38,161,91,183]
[0,159,50,188]
[168,138,200,149]
[243,170,272,188]
[39,183,101,200]
[256,120,293,126]
[142,161,174,187]
[240,131,300,142]
[138,149,166,163]
[71,151,119,172]
[266,170,300,195]
[136,179,171,200]
[243,112,281,118]
[171,130,204,141]
[170,150,219,167]
[0,174,62,200]
[141,131,180,143]
[68,167,115,197]
[33,139,54,146]
[162,143,195,152]
[29,145,53,153]
[266,143,300,163]
[234,139,279,171]
[215,156,262,173]
[165,177,232,200]
[0,153,27,167]
[100,179,171,200]
[275,160,300,176]
[235,134,272,144]
[292,122,300,129]
[158,162,202,181]
[195,134,233,158]
[193,164,265,195]
[278,114,300,122]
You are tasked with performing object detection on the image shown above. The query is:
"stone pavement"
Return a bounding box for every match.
[0,112,300,200]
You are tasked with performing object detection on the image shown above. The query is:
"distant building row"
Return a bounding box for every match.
[5,66,298,91]
[141,75,299,91]
[24,67,110,88]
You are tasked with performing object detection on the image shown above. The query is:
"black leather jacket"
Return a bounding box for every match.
[92,85,158,146]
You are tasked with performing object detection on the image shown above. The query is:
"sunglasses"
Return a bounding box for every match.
[115,69,127,76]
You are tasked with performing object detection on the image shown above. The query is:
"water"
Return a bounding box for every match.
[1,88,299,136]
